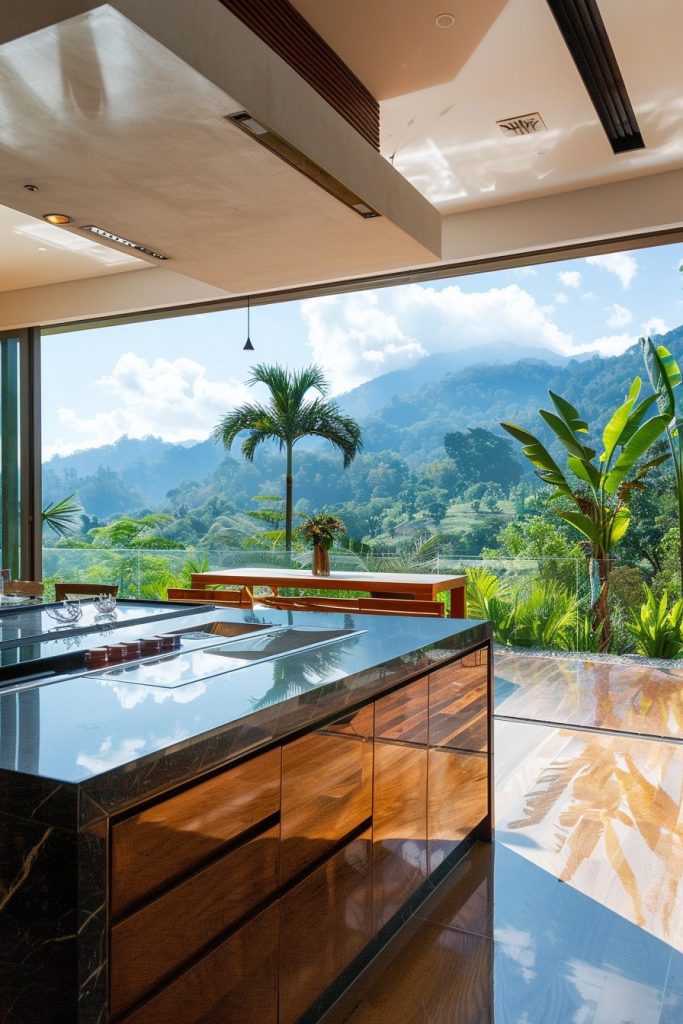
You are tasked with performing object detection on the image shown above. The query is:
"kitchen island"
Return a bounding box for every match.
[0,600,492,1024]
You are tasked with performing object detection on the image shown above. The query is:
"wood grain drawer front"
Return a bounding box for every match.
[427,749,489,873]
[372,739,428,933]
[281,704,373,884]
[110,823,279,1018]
[374,676,428,745]
[279,828,373,1024]
[120,903,279,1024]
[429,648,489,753]
[111,747,280,918]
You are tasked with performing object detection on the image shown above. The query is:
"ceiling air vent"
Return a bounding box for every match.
[546,0,644,154]
[497,113,547,137]
[227,112,380,219]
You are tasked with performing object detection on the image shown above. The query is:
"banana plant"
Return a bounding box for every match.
[641,337,683,595]
[501,378,669,651]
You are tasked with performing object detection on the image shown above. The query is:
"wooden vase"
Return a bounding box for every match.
[312,544,330,577]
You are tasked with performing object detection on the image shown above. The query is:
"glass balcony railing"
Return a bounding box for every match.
[41,546,599,653]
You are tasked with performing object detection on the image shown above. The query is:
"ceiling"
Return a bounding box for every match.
[0,0,682,329]
[294,0,683,214]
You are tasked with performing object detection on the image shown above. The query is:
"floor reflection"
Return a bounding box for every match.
[495,652,683,740]
[323,659,683,1024]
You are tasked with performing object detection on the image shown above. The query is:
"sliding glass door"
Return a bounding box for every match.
[0,328,40,581]
[0,334,21,578]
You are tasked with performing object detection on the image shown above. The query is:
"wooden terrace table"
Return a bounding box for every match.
[190,567,467,617]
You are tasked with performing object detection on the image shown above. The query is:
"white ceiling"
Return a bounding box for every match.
[0,202,146,292]
[0,0,682,328]
[294,0,683,214]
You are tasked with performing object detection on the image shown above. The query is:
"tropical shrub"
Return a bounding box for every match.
[501,379,669,650]
[626,587,683,658]
[466,567,580,651]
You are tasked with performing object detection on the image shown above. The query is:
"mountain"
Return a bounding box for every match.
[337,344,570,420]
[42,326,681,521]
[43,435,223,508]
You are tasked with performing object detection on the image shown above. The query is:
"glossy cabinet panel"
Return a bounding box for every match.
[279,828,373,1024]
[281,704,373,883]
[429,647,489,753]
[374,678,429,745]
[428,750,489,873]
[373,678,429,932]
[120,904,279,1024]
[111,747,280,917]
[110,824,279,1017]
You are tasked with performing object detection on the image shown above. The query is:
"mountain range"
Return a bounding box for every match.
[42,325,683,517]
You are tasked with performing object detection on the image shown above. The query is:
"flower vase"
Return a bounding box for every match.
[312,543,330,577]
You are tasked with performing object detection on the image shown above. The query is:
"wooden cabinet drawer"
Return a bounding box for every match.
[279,828,372,1024]
[110,823,279,1018]
[120,904,279,1024]
[429,647,489,753]
[111,747,280,917]
[281,704,373,883]
[428,749,489,873]
[373,677,428,932]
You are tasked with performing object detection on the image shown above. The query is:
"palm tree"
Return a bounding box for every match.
[213,364,363,550]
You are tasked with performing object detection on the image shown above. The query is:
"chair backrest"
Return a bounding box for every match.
[54,582,119,602]
[257,594,444,617]
[4,580,44,597]
[358,598,445,617]
[257,594,360,612]
[166,587,253,608]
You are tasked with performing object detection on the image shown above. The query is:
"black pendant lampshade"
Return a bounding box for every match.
[243,296,254,351]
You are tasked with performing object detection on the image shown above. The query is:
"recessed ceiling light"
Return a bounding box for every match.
[37,246,47,252]
[227,112,380,219]
[435,13,455,28]
[81,225,168,260]
[24,183,39,192]
[43,213,72,225]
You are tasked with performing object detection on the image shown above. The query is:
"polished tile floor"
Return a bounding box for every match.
[322,654,683,1024]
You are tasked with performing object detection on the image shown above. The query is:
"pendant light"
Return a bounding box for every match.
[243,296,254,351]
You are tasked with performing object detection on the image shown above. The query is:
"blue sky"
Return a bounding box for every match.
[41,241,683,458]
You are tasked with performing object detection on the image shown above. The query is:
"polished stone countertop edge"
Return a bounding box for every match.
[1,614,490,827]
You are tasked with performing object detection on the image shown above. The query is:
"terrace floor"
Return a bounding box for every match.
[322,652,683,1024]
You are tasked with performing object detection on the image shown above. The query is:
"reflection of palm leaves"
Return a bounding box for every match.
[250,631,359,710]
[507,734,681,933]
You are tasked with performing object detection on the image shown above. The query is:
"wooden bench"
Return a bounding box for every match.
[256,594,445,617]
[167,586,253,608]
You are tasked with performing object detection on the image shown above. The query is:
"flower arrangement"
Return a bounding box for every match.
[300,513,345,551]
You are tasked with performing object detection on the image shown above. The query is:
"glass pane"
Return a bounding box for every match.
[0,336,21,580]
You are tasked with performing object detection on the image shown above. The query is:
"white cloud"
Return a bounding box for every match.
[511,266,538,278]
[641,316,670,337]
[578,333,637,357]
[585,252,638,289]
[45,354,250,458]
[606,303,633,328]
[558,270,581,288]
[581,291,594,300]
[300,283,575,393]
[553,292,568,304]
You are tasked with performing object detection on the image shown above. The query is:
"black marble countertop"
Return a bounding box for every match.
[0,604,490,819]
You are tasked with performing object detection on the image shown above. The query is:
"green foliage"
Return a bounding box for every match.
[443,427,522,493]
[652,527,683,598]
[608,565,646,612]
[501,379,669,650]
[466,567,580,651]
[41,493,83,537]
[89,514,176,548]
[626,586,683,658]
[641,337,683,594]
